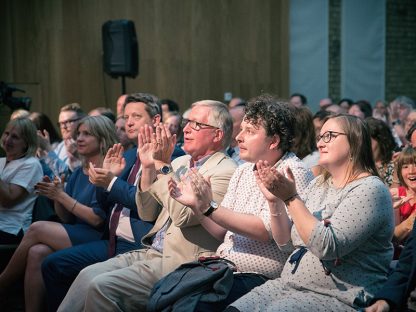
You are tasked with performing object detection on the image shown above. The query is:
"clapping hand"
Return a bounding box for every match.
[392,193,412,209]
[37,129,52,152]
[168,168,212,213]
[152,123,176,165]
[102,143,126,176]
[255,160,297,203]
[138,124,155,168]
[35,175,65,201]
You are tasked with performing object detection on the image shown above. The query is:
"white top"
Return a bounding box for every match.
[217,152,314,278]
[0,156,43,235]
[302,150,320,169]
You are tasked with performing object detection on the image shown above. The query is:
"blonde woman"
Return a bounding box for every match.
[0,116,117,312]
[0,117,43,244]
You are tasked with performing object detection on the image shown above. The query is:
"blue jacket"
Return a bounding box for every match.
[372,221,416,310]
[97,146,186,245]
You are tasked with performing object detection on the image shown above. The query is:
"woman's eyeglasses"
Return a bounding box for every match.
[316,131,346,143]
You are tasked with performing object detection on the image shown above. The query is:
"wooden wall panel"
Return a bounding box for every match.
[0,0,289,126]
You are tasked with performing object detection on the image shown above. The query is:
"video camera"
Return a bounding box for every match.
[0,81,32,111]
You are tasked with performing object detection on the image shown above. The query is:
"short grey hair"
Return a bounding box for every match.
[394,96,415,109]
[192,100,233,149]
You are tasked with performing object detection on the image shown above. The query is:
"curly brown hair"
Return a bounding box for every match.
[244,94,295,153]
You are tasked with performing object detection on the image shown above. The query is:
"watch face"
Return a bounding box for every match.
[210,201,219,209]
[161,165,172,174]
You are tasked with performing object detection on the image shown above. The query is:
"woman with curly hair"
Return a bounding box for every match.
[366,117,399,187]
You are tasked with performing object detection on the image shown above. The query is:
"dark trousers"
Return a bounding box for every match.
[41,238,140,312]
[0,229,23,244]
[196,273,268,312]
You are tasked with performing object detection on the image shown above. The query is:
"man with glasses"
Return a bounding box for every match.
[37,103,85,178]
[58,100,238,311]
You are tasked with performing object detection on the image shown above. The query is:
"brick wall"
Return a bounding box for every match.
[328,0,416,104]
[328,0,341,103]
[385,0,416,102]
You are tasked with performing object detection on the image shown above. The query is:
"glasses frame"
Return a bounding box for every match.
[181,118,219,131]
[316,131,347,143]
[57,117,81,129]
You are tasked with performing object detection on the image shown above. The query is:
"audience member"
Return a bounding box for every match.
[366,117,398,187]
[348,100,373,119]
[404,109,416,136]
[338,98,354,113]
[29,112,61,148]
[312,110,332,137]
[115,116,134,151]
[289,93,307,107]
[58,100,237,311]
[0,116,117,311]
[227,114,394,311]
[88,107,116,123]
[390,146,416,248]
[228,97,246,109]
[37,103,85,178]
[291,106,319,173]
[408,124,416,148]
[41,93,172,310]
[389,96,415,146]
[29,112,62,178]
[165,94,314,310]
[159,98,180,120]
[319,97,333,110]
[227,103,246,165]
[115,94,127,118]
[373,100,389,122]
[0,118,43,244]
[325,103,343,114]
[164,111,184,146]
[366,222,416,312]
[10,109,30,120]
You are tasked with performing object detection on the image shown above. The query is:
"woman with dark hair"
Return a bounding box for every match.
[349,100,373,119]
[390,146,416,250]
[228,114,394,311]
[407,123,416,148]
[0,116,117,311]
[291,106,319,174]
[29,112,62,179]
[29,112,61,147]
[366,117,398,187]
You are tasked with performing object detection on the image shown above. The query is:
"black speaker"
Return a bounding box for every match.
[102,20,139,78]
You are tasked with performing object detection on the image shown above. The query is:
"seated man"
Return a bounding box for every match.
[41,93,184,310]
[37,103,85,178]
[58,100,237,311]
[366,221,416,312]
[164,94,314,310]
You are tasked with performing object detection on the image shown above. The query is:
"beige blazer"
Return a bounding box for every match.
[136,152,237,275]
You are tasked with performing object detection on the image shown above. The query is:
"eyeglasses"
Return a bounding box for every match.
[57,118,80,129]
[181,118,219,131]
[316,131,346,143]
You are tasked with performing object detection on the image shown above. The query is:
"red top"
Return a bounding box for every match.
[398,186,416,220]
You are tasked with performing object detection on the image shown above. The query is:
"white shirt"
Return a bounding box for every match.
[0,156,43,235]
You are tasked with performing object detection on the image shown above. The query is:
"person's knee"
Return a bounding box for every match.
[87,274,111,299]
[28,244,52,263]
[26,221,48,240]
